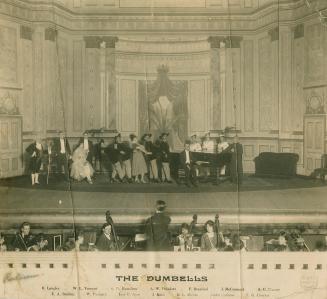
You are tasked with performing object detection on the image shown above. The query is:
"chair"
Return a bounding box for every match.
[312,154,327,182]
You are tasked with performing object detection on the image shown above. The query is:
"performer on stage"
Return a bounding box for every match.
[180,141,198,187]
[158,133,172,183]
[78,131,94,165]
[53,131,71,182]
[190,134,202,152]
[70,142,94,184]
[142,133,159,183]
[145,200,172,251]
[130,134,149,183]
[11,222,35,251]
[26,137,44,185]
[96,223,117,251]
[217,134,229,177]
[202,132,216,153]
[226,135,243,184]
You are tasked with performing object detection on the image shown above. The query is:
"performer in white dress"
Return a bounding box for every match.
[70,143,94,184]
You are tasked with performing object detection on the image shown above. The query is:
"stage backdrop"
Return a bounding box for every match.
[138,66,188,151]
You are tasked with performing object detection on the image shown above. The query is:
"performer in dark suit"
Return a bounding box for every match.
[145,200,172,251]
[25,138,44,185]
[226,135,243,184]
[158,133,172,183]
[142,133,159,183]
[78,131,94,165]
[11,222,35,251]
[96,223,117,251]
[180,141,198,187]
[53,131,71,181]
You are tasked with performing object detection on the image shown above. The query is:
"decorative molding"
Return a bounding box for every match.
[306,91,325,114]
[293,23,304,39]
[208,36,243,48]
[268,27,279,41]
[45,28,57,41]
[20,25,33,40]
[84,36,118,48]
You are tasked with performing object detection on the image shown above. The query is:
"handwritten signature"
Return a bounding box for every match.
[3,272,40,283]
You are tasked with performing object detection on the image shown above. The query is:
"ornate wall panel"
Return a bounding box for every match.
[189,79,206,134]
[258,36,273,131]
[243,40,254,132]
[85,48,100,129]
[292,34,305,132]
[21,38,34,132]
[280,30,293,133]
[73,40,84,131]
[0,25,17,86]
[119,79,137,133]
[33,31,44,133]
[305,24,325,86]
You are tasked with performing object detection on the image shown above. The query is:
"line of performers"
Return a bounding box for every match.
[25,131,243,186]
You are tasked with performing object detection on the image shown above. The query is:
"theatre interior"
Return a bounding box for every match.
[0,0,327,252]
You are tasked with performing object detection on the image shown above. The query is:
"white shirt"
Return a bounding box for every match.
[185,150,190,164]
[60,138,65,154]
[202,140,215,153]
[83,138,89,151]
[48,146,52,155]
[190,142,202,152]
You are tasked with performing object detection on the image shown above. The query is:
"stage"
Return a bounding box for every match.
[0,175,327,227]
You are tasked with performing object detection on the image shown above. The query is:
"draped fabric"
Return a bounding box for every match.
[138,66,188,150]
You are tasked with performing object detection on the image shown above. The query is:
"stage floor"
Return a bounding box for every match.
[0,175,327,226]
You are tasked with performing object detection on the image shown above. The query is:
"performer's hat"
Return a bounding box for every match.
[159,132,169,138]
[184,139,191,145]
[191,134,197,138]
[115,133,121,139]
[129,133,137,139]
[83,130,89,135]
[141,133,152,140]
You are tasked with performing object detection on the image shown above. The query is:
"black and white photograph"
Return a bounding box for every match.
[0,0,327,298]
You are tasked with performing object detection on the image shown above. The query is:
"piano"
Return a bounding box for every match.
[169,151,232,180]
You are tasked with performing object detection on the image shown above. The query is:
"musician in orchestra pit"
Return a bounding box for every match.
[145,200,172,251]
[11,222,35,251]
[28,233,49,251]
[200,220,218,251]
[176,223,193,251]
[180,141,198,187]
[78,131,94,165]
[95,223,116,251]
[25,137,44,185]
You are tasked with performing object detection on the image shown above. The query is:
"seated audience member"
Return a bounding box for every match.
[225,135,243,184]
[158,133,172,183]
[176,223,193,251]
[26,137,44,185]
[145,200,172,251]
[73,231,87,252]
[130,134,149,183]
[96,223,117,251]
[180,141,198,187]
[202,132,216,153]
[0,233,7,252]
[12,222,36,251]
[78,131,94,165]
[221,235,234,251]
[142,133,159,183]
[201,220,218,251]
[190,134,202,152]
[53,131,71,182]
[70,142,94,184]
[28,233,49,251]
[231,234,246,252]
